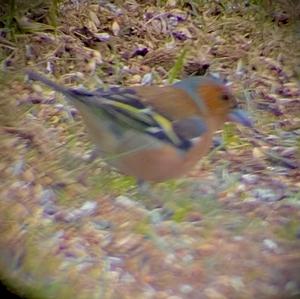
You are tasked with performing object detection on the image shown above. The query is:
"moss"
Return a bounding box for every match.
[89,170,135,195]
[275,218,300,241]
[172,205,191,222]
[134,220,153,237]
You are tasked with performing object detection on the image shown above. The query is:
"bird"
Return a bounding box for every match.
[26,71,252,183]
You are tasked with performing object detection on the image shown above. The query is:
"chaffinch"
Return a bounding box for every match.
[27,71,252,183]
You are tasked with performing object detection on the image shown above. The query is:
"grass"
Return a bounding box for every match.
[0,1,300,298]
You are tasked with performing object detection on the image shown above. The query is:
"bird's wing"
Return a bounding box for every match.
[26,71,208,151]
[172,117,207,140]
[71,87,208,151]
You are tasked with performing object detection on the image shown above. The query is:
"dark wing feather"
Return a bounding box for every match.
[69,86,199,150]
[27,71,206,151]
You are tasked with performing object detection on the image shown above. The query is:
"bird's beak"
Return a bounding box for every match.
[228,109,252,127]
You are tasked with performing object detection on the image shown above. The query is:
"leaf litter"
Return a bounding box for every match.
[0,0,300,298]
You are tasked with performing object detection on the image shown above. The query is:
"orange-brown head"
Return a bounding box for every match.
[173,76,252,130]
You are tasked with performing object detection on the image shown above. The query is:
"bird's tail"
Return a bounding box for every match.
[26,70,74,97]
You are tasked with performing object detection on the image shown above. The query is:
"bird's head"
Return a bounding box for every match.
[174,76,252,129]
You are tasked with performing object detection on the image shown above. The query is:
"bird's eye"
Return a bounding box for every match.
[221,94,230,101]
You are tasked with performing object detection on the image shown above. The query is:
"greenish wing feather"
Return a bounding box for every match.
[70,87,207,150]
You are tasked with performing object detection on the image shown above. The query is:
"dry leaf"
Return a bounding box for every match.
[112,20,120,36]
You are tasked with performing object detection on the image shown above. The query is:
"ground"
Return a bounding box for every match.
[0,1,300,299]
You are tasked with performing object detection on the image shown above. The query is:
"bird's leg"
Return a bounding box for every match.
[136,179,151,194]
[135,179,167,209]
